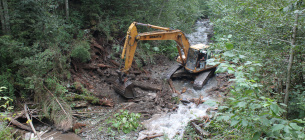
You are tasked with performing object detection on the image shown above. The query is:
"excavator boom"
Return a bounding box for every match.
[121,22,190,73]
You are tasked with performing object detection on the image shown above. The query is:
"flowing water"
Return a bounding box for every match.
[137,19,217,139]
[187,19,213,45]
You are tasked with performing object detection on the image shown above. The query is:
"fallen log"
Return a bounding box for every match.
[133,81,162,91]
[73,101,88,108]
[98,97,113,107]
[13,110,25,119]
[9,117,33,132]
[67,94,114,107]
[97,64,114,68]
[73,111,104,114]
[129,70,142,75]
[136,75,151,80]
[168,79,179,94]
[110,60,120,67]
[145,133,164,139]
[24,104,41,140]
[82,65,98,70]
[92,39,106,52]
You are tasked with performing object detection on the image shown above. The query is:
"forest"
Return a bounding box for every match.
[0,0,305,139]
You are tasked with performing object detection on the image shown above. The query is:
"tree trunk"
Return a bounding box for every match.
[157,0,169,20]
[284,13,299,114]
[0,0,5,34]
[65,0,69,20]
[2,0,10,35]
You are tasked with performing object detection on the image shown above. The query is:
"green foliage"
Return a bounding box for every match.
[72,82,90,95]
[183,121,204,139]
[0,98,13,111]
[159,42,179,60]
[67,94,99,104]
[71,41,91,63]
[0,71,16,99]
[208,0,305,123]
[288,84,305,119]
[204,0,305,133]
[171,96,181,104]
[0,87,14,112]
[0,87,14,140]
[206,48,305,139]
[106,110,141,134]
[0,122,14,140]
[0,0,213,136]
[45,77,68,97]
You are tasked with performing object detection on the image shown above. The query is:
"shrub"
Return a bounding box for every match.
[107,110,141,134]
[0,123,14,140]
[0,87,14,140]
[71,41,91,63]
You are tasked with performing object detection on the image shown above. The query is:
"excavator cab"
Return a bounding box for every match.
[184,44,213,73]
[197,50,207,69]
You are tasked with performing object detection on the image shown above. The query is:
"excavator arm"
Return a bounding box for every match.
[121,22,191,73]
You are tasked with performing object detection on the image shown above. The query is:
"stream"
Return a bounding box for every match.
[137,19,217,139]
[138,78,217,139]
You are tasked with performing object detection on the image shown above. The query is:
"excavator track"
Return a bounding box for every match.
[162,62,182,80]
[193,68,215,90]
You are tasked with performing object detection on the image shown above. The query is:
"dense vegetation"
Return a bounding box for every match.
[207,0,305,139]
[0,0,304,139]
[0,0,204,137]
[0,0,204,101]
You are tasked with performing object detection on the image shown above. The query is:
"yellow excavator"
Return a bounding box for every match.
[114,22,221,98]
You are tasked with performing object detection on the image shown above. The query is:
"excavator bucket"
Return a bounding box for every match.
[112,79,136,99]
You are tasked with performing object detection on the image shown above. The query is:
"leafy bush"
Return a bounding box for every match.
[288,84,305,119]
[107,110,141,134]
[0,87,13,111]
[0,122,14,140]
[206,0,305,139]
[206,49,305,139]
[0,87,14,140]
[71,41,91,63]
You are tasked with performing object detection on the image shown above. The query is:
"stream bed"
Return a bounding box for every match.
[137,19,217,139]
[138,77,218,139]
